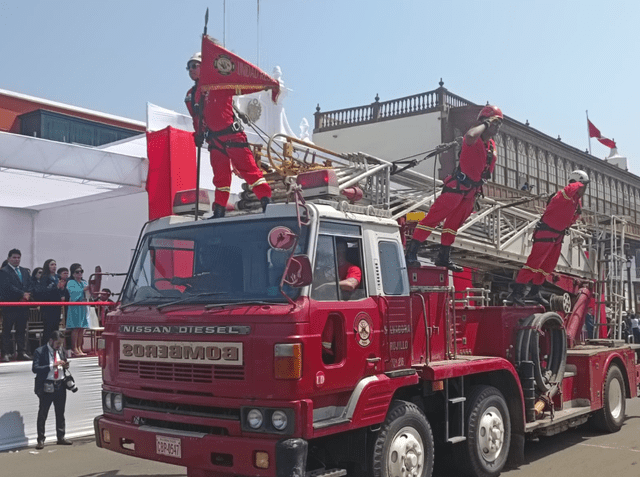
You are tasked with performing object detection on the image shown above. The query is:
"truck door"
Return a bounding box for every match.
[376,240,412,372]
[310,224,380,387]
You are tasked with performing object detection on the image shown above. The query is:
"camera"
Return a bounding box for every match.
[63,374,78,393]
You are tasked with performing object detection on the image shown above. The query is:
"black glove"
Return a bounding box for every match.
[193,132,204,148]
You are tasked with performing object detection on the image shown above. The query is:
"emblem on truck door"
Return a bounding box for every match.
[354,312,373,347]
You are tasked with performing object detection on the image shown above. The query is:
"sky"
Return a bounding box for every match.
[1,0,639,173]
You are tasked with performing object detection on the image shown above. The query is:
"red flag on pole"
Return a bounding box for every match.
[198,35,280,103]
[587,119,616,149]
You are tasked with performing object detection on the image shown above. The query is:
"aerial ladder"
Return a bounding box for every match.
[241,133,628,337]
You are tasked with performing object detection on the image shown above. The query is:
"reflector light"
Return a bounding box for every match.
[296,170,339,199]
[296,169,337,188]
[102,428,111,444]
[274,343,303,379]
[172,189,211,215]
[255,451,269,469]
[173,189,210,206]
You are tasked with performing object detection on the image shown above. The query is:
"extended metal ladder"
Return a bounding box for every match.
[593,216,628,339]
[260,135,618,284]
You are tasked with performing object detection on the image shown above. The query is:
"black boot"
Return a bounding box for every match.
[506,282,526,306]
[405,239,421,268]
[434,245,463,272]
[260,196,271,212]
[211,203,226,219]
[527,285,549,307]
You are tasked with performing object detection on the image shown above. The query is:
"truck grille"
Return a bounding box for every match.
[118,360,245,382]
[126,396,240,421]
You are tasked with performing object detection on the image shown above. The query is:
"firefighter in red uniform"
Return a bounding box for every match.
[405,105,503,271]
[507,170,589,306]
[185,52,272,218]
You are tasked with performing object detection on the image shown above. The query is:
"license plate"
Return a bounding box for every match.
[156,435,181,458]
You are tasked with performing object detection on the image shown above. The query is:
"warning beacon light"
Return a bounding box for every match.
[173,189,211,216]
[296,169,339,199]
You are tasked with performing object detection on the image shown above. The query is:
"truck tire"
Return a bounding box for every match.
[371,400,434,477]
[592,364,626,433]
[454,385,511,477]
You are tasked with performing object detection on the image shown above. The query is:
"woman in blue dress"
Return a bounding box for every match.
[66,263,89,356]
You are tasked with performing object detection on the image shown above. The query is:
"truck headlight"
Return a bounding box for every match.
[104,392,112,410]
[271,410,288,430]
[113,394,123,412]
[247,409,263,429]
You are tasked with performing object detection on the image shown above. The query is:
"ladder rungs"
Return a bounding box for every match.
[449,397,466,404]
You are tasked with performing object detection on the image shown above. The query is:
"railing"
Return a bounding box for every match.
[314,85,475,133]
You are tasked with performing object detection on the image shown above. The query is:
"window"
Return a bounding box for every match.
[506,136,517,188]
[557,158,566,187]
[20,109,140,146]
[527,145,537,193]
[378,241,408,295]
[121,218,309,305]
[493,133,505,185]
[548,155,557,190]
[311,235,364,301]
[517,140,527,188]
[596,173,604,213]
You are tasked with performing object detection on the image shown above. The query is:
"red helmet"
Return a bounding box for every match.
[478,105,503,121]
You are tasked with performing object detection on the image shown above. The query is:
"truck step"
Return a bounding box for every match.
[307,469,348,477]
[448,396,466,404]
[447,436,467,444]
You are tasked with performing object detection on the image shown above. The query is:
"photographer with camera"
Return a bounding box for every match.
[32,330,75,449]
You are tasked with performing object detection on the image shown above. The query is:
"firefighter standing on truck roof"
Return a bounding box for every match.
[185,50,272,218]
[405,105,503,271]
[507,170,589,307]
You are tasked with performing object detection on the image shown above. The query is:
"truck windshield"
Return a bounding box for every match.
[121,219,308,306]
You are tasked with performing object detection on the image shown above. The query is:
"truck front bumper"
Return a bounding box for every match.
[94,415,307,477]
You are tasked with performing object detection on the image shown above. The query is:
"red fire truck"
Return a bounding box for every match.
[94,136,640,477]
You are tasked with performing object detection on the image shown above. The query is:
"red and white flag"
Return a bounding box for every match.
[587,119,616,149]
[198,35,280,103]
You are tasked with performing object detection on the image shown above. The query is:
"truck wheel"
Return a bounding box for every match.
[455,385,511,477]
[592,364,626,433]
[372,400,434,477]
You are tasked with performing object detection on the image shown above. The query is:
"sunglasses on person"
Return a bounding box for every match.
[186,62,200,70]
[74,270,84,274]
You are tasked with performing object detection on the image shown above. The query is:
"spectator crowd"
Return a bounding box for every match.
[0,248,114,362]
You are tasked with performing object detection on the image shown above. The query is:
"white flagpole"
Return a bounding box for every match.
[586,110,592,155]
[257,0,260,67]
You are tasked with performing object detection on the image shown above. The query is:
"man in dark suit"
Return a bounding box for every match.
[1,248,32,361]
[33,330,73,449]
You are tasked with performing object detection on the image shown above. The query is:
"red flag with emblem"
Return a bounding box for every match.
[198,35,280,103]
[587,119,616,149]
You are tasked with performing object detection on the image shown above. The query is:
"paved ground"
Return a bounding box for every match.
[2,398,640,477]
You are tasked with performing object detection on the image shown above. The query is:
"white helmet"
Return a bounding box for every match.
[568,170,589,185]
[187,52,201,67]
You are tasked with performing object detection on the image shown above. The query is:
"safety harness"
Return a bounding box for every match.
[187,85,250,157]
[442,141,495,195]
[532,190,581,243]
[205,120,249,156]
[532,220,567,243]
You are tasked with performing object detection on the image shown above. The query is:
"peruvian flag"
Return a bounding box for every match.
[588,119,617,149]
[198,34,280,103]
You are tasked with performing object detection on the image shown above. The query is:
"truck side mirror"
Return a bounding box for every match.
[283,255,312,288]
